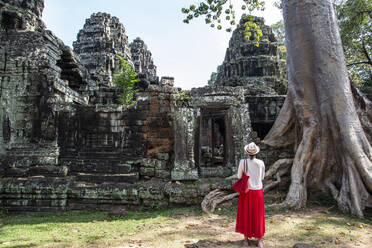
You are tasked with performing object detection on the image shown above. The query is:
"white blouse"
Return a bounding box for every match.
[237,158,265,190]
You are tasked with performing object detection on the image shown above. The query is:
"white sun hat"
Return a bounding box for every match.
[244,142,260,155]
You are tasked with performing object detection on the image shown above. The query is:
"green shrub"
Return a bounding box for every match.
[113,55,139,106]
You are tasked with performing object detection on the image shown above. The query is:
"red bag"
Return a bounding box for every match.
[233,159,249,194]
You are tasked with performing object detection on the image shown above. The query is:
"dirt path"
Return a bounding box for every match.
[113,204,372,248]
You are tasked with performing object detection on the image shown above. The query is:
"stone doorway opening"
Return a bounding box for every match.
[251,122,273,140]
[198,108,228,171]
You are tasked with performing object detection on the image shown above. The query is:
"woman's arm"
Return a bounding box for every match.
[237,160,243,179]
[261,162,265,181]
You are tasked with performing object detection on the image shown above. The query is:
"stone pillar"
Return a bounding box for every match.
[229,105,251,173]
[171,107,199,180]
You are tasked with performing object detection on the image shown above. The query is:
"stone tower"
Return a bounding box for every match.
[130,37,158,83]
[0,0,88,166]
[0,0,45,32]
[215,15,286,95]
[73,13,132,88]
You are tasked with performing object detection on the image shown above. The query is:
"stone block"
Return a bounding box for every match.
[171,169,199,181]
[197,183,211,196]
[138,186,164,200]
[169,192,200,204]
[211,179,234,191]
[139,167,155,177]
[160,77,174,87]
[155,160,167,170]
[142,199,168,208]
[75,173,139,184]
[139,158,156,168]
[199,166,232,178]
[154,152,170,161]
[155,169,171,179]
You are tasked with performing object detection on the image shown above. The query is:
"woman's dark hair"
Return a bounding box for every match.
[249,155,255,160]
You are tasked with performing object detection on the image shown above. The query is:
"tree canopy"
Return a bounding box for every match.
[270,20,284,45]
[336,0,371,87]
[182,0,265,45]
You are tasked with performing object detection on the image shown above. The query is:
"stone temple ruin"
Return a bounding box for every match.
[0,0,292,212]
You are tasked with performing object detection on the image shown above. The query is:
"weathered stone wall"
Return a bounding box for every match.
[0,176,237,212]
[0,28,87,169]
[0,84,176,212]
[56,84,175,181]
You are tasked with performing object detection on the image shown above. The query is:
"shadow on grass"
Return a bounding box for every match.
[184,240,243,248]
[0,205,205,226]
[1,243,37,248]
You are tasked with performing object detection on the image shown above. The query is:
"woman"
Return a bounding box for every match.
[235,142,265,248]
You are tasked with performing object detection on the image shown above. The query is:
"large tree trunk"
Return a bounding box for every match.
[263,0,372,217]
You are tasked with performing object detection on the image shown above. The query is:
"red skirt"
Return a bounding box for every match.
[235,189,265,238]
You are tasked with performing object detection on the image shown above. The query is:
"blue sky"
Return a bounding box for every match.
[42,0,282,89]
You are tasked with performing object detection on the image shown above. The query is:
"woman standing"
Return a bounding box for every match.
[235,142,265,248]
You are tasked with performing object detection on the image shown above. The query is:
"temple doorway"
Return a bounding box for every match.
[198,108,228,168]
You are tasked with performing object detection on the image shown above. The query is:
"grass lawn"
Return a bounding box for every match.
[0,198,371,248]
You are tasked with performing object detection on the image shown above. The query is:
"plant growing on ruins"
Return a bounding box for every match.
[113,55,139,107]
[207,72,217,86]
[187,0,372,217]
[173,91,191,107]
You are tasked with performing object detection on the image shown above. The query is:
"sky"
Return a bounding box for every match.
[42,0,282,90]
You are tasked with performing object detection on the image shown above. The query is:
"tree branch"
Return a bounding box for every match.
[356,10,372,15]
[347,61,371,67]
[361,39,372,65]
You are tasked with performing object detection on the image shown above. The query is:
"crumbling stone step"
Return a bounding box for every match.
[2,166,68,178]
[0,205,67,213]
[67,181,141,209]
[76,152,122,158]
[1,199,67,208]
[60,158,122,166]
[75,173,139,184]
[67,201,140,211]
[77,147,123,152]
[68,163,132,174]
